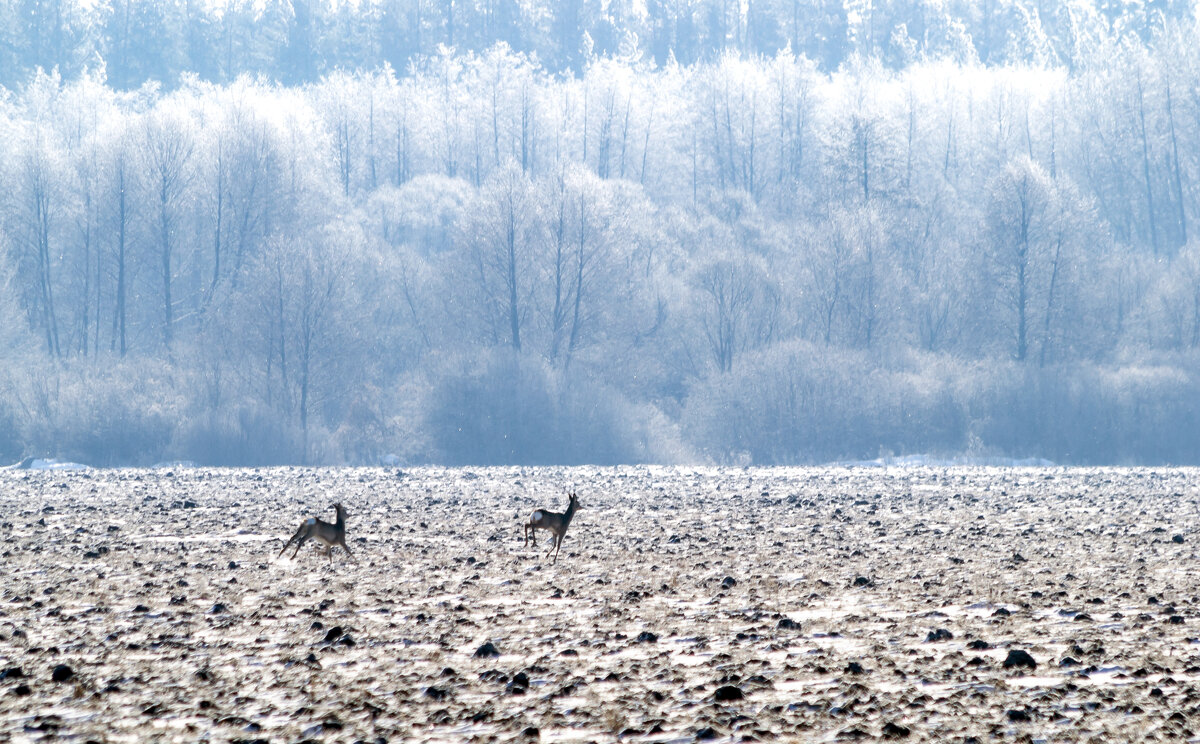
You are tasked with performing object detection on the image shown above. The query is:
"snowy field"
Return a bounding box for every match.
[2,466,1200,742]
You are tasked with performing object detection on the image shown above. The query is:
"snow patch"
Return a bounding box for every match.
[6,457,89,471]
[834,454,1056,468]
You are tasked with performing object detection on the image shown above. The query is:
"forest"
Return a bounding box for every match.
[2,1,1200,466]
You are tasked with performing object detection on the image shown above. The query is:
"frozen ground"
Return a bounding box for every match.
[2,466,1200,742]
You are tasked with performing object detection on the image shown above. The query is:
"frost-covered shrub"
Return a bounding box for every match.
[419,350,685,465]
[681,341,967,464]
[8,360,314,466]
[169,403,304,466]
[683,344,1200,465]
[1093,363,1200,463]
[321,377,438,465]
[0,401,20,463]
[15,360,179,466]
[964,361,1200,465]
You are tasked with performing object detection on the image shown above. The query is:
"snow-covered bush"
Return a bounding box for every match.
[14,359,179,466]
[681,341,966,464]
[419,350,685,465]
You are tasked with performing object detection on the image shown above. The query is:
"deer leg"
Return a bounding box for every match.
[326,545,333,564]
[545,532,558,559]
[291,534,309,559]
[339,537,357,562]
[552,533,565,563]
[523,523,529,547]
[278,526,301,558]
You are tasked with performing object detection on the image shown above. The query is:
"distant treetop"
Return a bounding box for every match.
[1,0,1194,90]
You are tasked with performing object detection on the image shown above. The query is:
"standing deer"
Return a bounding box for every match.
[523,491,581,563]
[278,503,356,564]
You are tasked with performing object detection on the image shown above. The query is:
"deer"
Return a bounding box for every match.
[523,491,581,564]
[277,503,357,564]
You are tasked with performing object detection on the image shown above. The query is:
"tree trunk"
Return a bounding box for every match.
[212,136,224,296]
[1166,82,1187,247]
[160,181,173,351]
[506,202,521,351]
[1136,73,1159,255]
[112,160,128,357]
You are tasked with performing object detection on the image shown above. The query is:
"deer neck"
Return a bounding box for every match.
[563,500,577,526]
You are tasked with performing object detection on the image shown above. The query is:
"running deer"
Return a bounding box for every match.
[523,491,581,563]
[277,503,356,563]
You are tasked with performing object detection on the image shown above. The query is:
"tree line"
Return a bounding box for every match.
[1,0,1192,90]
[4,26,1200,464]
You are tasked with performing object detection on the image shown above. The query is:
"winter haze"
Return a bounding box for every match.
[1,1,1198,466]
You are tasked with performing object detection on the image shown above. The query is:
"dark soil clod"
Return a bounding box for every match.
[882,721,911,738]
[474,642,500,658]
[714,685,745,701]
[1003,650,1038,671]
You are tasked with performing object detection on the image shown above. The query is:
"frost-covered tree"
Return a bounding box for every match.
[984,156,1090,363]
[691,242,780,373]
[455,163,542,351]
[2,19,1200,465]
[140,103,196,351]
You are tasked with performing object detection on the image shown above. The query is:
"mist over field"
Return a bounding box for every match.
[3,1,1200,466]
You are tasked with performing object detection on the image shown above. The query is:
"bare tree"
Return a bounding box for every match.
[220,85,283,286]
[984,157,1082,363]
[313,71,359,197]
[693,254,779,373]
[457,163,542,351]
[14,131,64,358]
[107,130,135,357]
[542,166,621,368]
[237,230,355,462]
[803,210,877,348]
[141,107,196,352]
